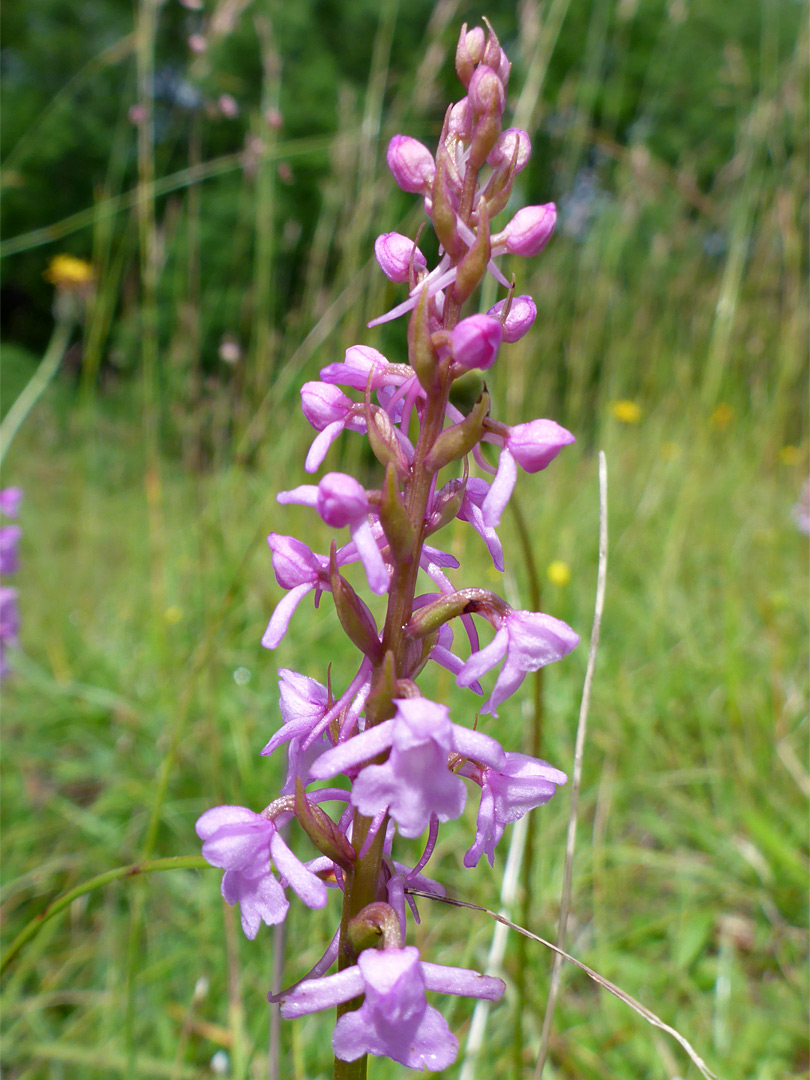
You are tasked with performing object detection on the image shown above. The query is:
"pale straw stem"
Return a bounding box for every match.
[0,316,73,469]
[458,811,529,1080]
[408,889,721,1080]
[534,450,608,1078]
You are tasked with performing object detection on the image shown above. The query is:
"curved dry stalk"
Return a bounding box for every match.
[406,889,722,1080]
[458,813,529,1080]
[0,317,73,468]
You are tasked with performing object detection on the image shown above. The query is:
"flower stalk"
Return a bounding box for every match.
[196,21,580,1074]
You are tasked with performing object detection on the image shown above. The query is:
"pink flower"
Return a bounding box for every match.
[386,135,436,194]
[320,345,413,392]
[278,474,390,595]
[300,382,366,472]
[280,945,504,1068]
[481,419,576,527]
[196,805,327,939]
[493,203,556,257]
[457,608,579,716]
[310,697,504,838]
[450,314,503,371]
[261,669,329,760]
[429,478,504,571]
[374,232,428,283]
[462,752,567,867]
[261,535,359,648]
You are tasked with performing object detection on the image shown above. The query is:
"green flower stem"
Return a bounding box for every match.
[330,103,492,1074]
[1,855,211,976]
[0,316,73,469]
[331,345,458,1080]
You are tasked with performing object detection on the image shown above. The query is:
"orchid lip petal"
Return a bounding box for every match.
[280,967,365,1018]
[261,583,314,649]
[420,961,505,1000]
[453,726,505,770]
[270,832,328,909]
[352,517,390,595]
[482,449,517,527]
[277,484,318,507]
[305,421,344,472]
[457,626,508,687]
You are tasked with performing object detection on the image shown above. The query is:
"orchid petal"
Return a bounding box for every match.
[421,961,505,1000]
[351,517,390,595]
[305,421,345,472]
[453,726,505,770]
[481,448,517,527]
[456,626,508,687]
[280,967,365,1018]
[261,582,314,649]
[309,720,396,779]
[270,832,328,909]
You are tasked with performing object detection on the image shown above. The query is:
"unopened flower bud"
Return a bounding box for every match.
[499,204,556,257]
[374,233,427,283]
[495,49,511,87]
[465,27,486,62]
[455,25,485,87]
[316,474,369,529]
[386,135,435,194]
[483,41,510,88]
[487,295,537,343]
[450,315,502,371]
[447,99,472,141]
[300,382,354,428]
[468,65,505,120]
[487,128,531,173]
[507,419,576,472]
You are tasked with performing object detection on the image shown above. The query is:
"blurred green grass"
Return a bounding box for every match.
[1,371,806,1078]
[1,0,808,1077]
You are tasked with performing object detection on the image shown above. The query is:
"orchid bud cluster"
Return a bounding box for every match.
[0,487,22,680]
[197,22,578,1073]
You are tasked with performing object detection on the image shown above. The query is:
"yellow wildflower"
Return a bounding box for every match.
[661,442,681,461]
[610,400,641,424]
[44,254,95,288]
[710,403,734,430]
[780,446,801,466]
[547,560,571,587]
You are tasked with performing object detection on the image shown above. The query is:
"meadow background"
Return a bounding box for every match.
[1,0,808,1077]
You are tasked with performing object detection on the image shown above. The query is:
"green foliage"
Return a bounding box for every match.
[1,0,808,1077]
[1,383,807,1077]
